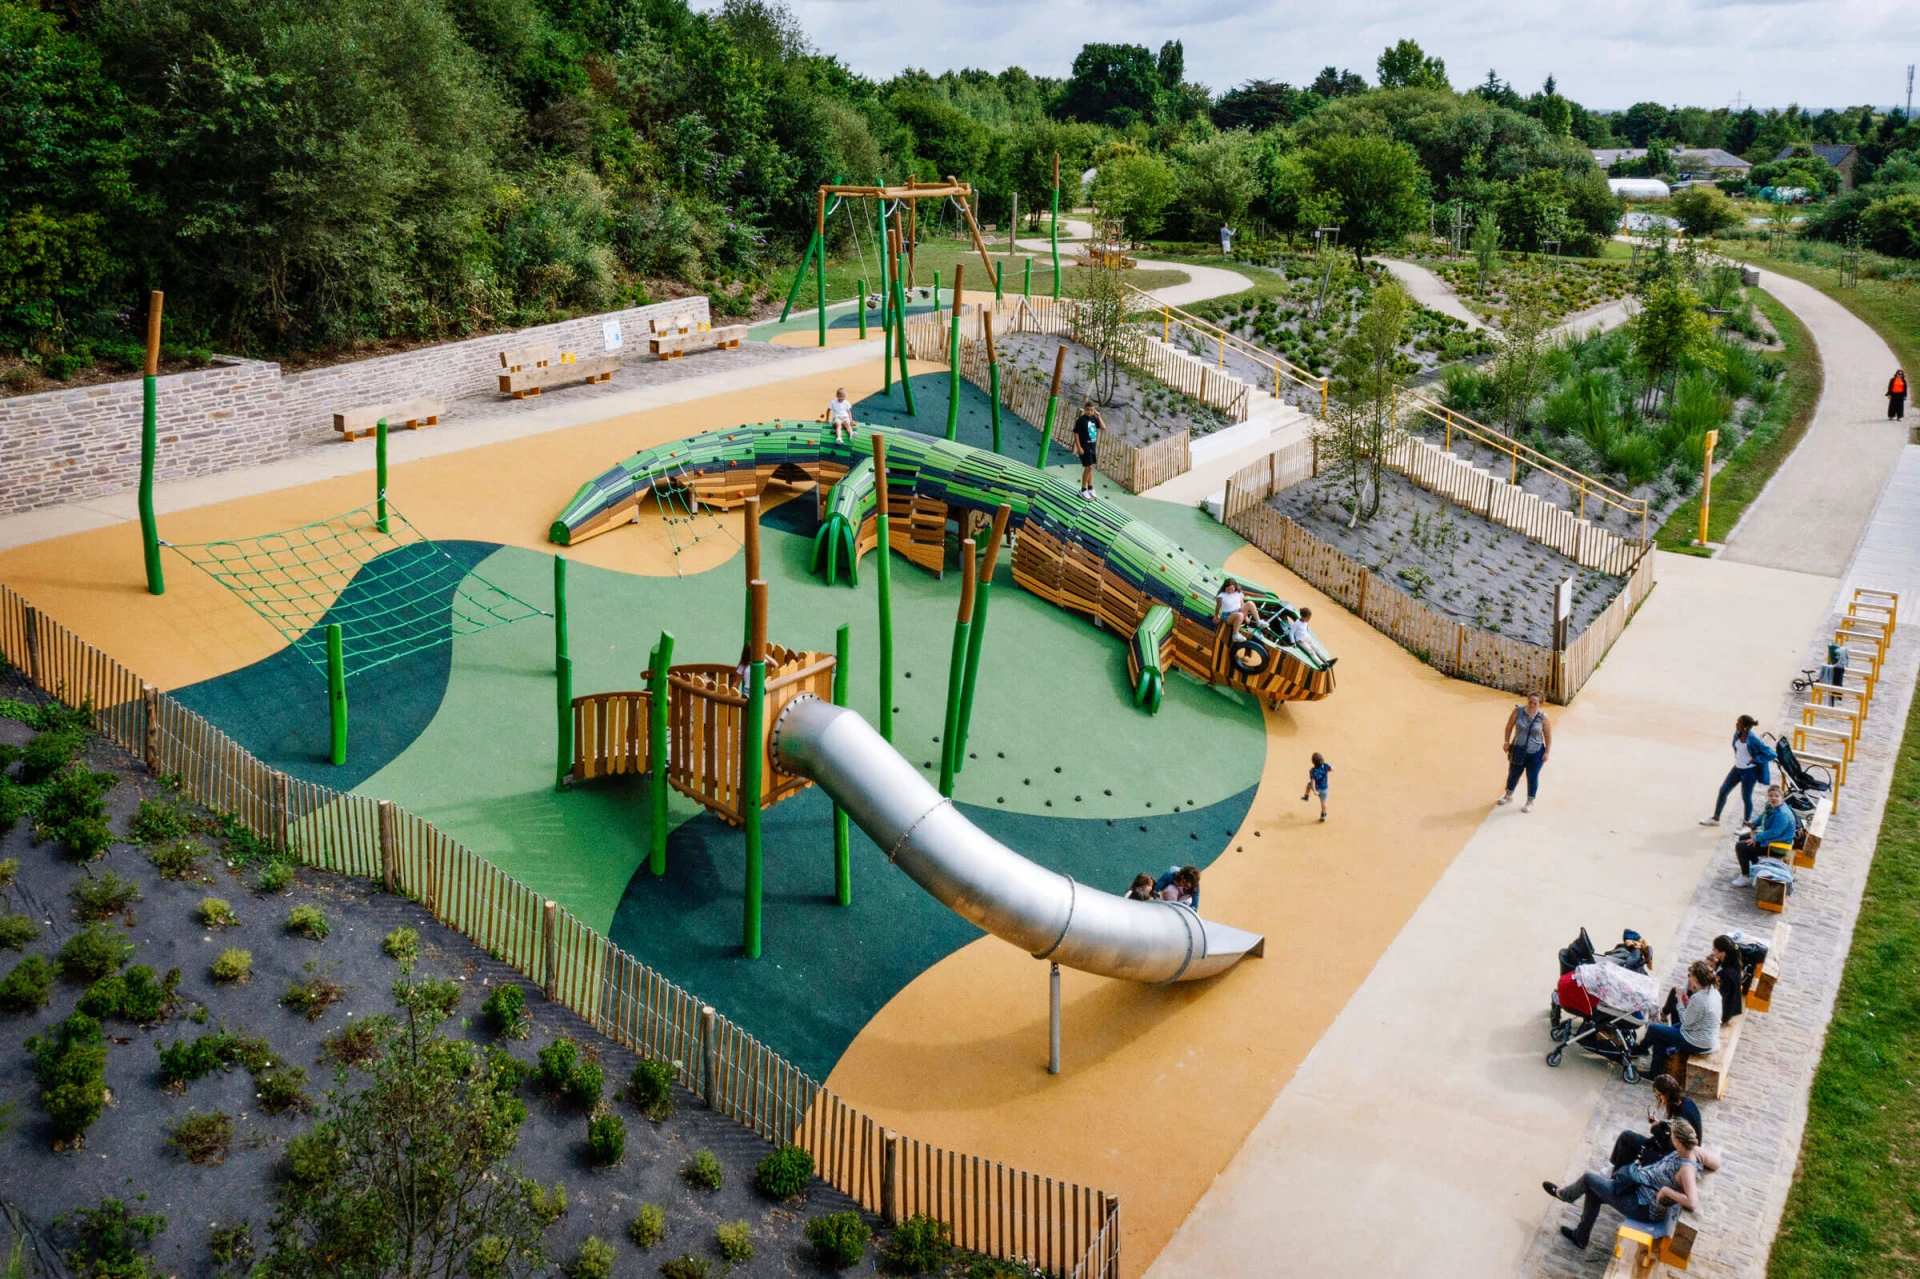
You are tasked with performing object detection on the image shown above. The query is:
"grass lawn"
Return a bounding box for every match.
[1722,246,1920,376]
[1766,684,1920,1277]
[798,236,1187,309]
[1656,287,1822,553]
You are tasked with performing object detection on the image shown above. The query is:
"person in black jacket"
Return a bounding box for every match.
[1610,1074,1715,1170]
[1661,934,1749,1024]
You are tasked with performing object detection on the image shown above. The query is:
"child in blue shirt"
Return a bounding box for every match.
[1302,752,1331,821]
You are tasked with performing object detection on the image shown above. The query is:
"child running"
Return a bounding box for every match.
[1302,752,1331,821]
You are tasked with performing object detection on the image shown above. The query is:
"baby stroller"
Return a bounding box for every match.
[1547,928,1655,1082]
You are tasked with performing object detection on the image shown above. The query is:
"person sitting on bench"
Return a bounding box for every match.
[1214,579,1260,639]
[1638,961,1721,1079]
[1610,1074,1719,1172]
[1544,1118,1706,1251]
[1730,785,1797,887]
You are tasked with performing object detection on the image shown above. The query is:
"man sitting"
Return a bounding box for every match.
[1730,784,1797,887]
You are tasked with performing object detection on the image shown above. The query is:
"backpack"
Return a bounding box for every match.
[1734,941,1769,992]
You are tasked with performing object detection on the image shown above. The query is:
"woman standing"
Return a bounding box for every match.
[1498,691,1552,813]
[1699,714,1774,827]
[1889,368,1908,422]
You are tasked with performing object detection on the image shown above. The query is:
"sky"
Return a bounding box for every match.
[780,0,1917,111]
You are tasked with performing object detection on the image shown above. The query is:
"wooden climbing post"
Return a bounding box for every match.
[742,581,768,958]
[954,505,1010,772]
[139,290,166,596]
[541,900,559,1000]
[938,540,976,797]
[1036,346,1067,469]
[141,682,160,773]
[832,623,852,905]
[984,311,1002,454]
[648,632,675,876]
[945,263,965,441]
[873,434,896,742]
[742,496,761,650]
[378,798,397,893]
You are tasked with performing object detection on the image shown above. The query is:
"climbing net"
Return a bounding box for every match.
[166,501,548,680]
[645,468,740,577]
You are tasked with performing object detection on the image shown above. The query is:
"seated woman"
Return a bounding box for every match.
[1214,578,1259,639]
[1639,961,1721,1078]
[1544,1118,1706,1250]
[1610,1075,1719,1172]
[1154,864,1201,909]
[1125,873,1158,901]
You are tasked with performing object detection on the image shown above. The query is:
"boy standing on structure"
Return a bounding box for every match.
[1073,400,1103,498]
[1302,752,1331,821]
[827,387,855,443]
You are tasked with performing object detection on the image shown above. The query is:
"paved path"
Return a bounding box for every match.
[1375,256,1486,330]
[1719,268,1907,575]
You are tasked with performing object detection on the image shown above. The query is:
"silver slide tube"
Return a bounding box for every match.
[771,696,1264,983]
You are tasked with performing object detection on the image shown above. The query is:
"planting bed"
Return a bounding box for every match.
[1406,254,1633,327]
[997,331,1233,446]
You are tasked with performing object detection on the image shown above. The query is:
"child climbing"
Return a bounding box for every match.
[827,387,855,442]
[1073,400,1103,498]
[1302,752,1331,821]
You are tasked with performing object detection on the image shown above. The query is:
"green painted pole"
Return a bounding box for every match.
[1051,154,1062,301]
[553,555,569,790]
[1024,256,1032,299]
[831,623,851,905]
[994,260,1003,302]
[1036,346,1067,469]
[881,239,894,391]
[326,623,347,766]
[648,632,675,875]
[933,269,940,311]
[376,417,389,534]
[876,200,890,331]
[954,506,1009,772]
[873,434,895,743]
[938,541,976,798]
[779,232,817,322]
[742,581,768,958]
[857,278,868,338]
[983,310,1002,455]
[139,291,165,595]
[816,232,828,348]
[944,264,964,441]
[890,251,915,414]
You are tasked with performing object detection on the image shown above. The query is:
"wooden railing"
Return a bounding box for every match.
[664,647,834,825]
[0,584,1121,1279]
[572,690,650,781]
[1129,286,1328,415]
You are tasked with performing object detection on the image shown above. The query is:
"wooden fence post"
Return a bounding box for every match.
[22,605,40,688]
[141,683,160,773]
[377,799,398,894]
[541,900,559,1001]
[1356,571,1371,618]
[272,772,289,854]
[700,1005,720,1110]
[883,1130,902,1224]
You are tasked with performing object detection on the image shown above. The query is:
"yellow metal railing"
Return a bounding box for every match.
[1125,285,1330,418]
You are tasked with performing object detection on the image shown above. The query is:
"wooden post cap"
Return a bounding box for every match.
[982,310,996,363]
[749,580,768,662]
[145,291,164,376]
[1050,345,1067,397]
[958,539,976,622]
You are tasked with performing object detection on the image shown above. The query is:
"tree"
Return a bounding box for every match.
[1538,92,1572,139]
[1055,43,1162,128]
[1315,281,1413,525]
[1563,168,1625,249]
[1211,81,1318,132]
[1155,40,1184,90]
[258,989,556,1279]
[1075,257,1130,405]
[1376,39,1449,91]
[1302,135,1427,266]
[1631,276,1713,411]
[1487,303,1550,435]
[1255,147,1336,246]
[1090,150,1176,237]
[1310,66,1368,99]
[1496,169,1571,252]
[1862,193,1920,258]
[1175,131,1259,236]
[1668,185,1739,237]
[1620,102,1672,148]
[1471,209,1501,293]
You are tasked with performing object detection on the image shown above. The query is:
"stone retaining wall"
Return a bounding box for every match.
[0,297,710,516]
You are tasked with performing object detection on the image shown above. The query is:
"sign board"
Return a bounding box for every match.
[1555,578,1573,624]
[603,320,623,351]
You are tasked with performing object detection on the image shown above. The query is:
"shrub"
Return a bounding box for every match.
[208,1222,254,1269]
[286,904,328,939]
[62,815,115,861]
[714,1221,753,1264]
[382,926,419,966]
[168,1110,235,1164]
[586,1111,626,1165]
[568,1059,604,1110]
[199,897,239,928]
[257,860,295,893]
[657,1256,712,1279]
[882,1215,952,1274]
[0,857,17,886]
[71,869,142,921]
[211,948,252,983]
[149,838,206,880]
[484,1044,534,1090]
[19,726,87,783]
[0,913,38,949]
[535,1037,602,1109]
[629,1204,666,1248]
[282,1125,344,1188]
[399,976,461,1023]
[282,966,344,1020]
[129,797,196,845]
[325,1017,394,1066]
[684,1149,724,1191]
[79,965,179,1022]
[157,1029,275,1086]
[256,1067,311,1115]
[482,982,530,1038]
[628,1058,675,1120]
[755,1143,814,1199]
[527,1182,568,1226]
[26,1012,107,1138]
[58,923,132,981]
[66,1197,166,1279]
[0,954,55,1011]
[571,1238,614,1279]
[806,1212,870,1269]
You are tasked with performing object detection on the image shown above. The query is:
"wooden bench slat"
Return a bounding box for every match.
[1749,921,1790,1012]
[333,398,447,440]
[650,324,748,360]
[498,354,621,397]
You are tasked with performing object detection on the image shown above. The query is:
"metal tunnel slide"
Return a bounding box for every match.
[771,696,1265,984]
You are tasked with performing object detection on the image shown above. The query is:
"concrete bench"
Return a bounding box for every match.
[1603,1219,1697,1276]
[1746,921,1791,1013]
[333,398,445,441]
[497,343,620,398]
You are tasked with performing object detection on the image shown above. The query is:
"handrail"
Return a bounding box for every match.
[1393,386,1650,543]
[1124,284,1330,415]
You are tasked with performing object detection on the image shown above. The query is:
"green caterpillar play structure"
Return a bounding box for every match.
[549,422,1335,711]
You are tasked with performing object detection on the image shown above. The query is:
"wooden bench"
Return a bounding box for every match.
[1603,1220,1698,1275]
[1676,1011,1746,1099]
[1746,921,1791,1013]
[333,398,445,441]
[1796,797,1833,866]
[1753,840,1798,913]
[649,325,748,359]
[497,343,620,398]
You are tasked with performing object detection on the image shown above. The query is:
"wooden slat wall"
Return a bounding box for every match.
[0,583,1124,1279]
[1561,544,1658,699]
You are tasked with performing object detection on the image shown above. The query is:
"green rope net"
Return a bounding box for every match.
[166,501,547,680]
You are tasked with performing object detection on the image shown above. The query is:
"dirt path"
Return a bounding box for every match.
[1374,257,1486,330]
[1718,267,1906,575]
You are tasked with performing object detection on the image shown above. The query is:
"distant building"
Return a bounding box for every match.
[1773,144,1859,188]
[1592,148,1752,177]
[1609,178,1672,200]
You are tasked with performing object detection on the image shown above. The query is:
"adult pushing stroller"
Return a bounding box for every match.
[1547,929,1659,1082]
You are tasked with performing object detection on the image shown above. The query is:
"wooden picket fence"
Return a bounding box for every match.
[0,583,1122,1279]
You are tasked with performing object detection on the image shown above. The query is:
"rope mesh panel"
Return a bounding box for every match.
[166,501,547,680]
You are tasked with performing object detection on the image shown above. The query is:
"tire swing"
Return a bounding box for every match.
[1229,635,1271,676]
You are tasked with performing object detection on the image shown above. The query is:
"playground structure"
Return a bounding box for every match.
[549,422,1336,713]
[1075,218,1137,270]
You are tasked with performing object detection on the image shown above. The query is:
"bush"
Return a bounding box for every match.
[684,1149,724,1191]
[586,1111,626,1165]
[257,860,295,893]
[755,1143,814,1199]
[26,1012,107,1138]
[628,1058,675,1120]
[210,945,254,982]
[286,904,328,939]
[129,797,196,845]
[62,815,114,861]
[806,1212,870,1269]
[79,965,179,1022]
[325,1017,394,1066]
[572,1237,614,1279]
[399,976,462,1023]
[714,1221,753,1264]
[527,1181,568,1226]
[629,1204,666,1248]
[282,1125,345,1188]
[208,1222,254,1269]
[71,869,142,921]
[484,1044,534,1090]
[882,1215,952,1274]
[199,897,239,928]
[19,726,87,783]
[59,923,132,980]
[1862,193,1920,259]
[256,1067,310,1115]
[66,1197,166,1279]
[282,966,344,1020]
[156,1029,275,1086]
[0,913,39,949]
[657,1256,712,1279]
[0,954,55,1011]
[149,838,206,880]
[168,1110,234,1164]
[382,926,419,966]
[482,982,530,1038]
[535,1037,602,1109]
[0,856,16,886]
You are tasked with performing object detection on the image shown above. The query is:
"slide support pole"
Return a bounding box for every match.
[954,505,1010,771]
[938,542,976,798]
[945,264,964,441]
[742,582,768,957]
[832,623,852,905]
[326,623,347,766]
[873,434,895,742]
[1036,346,1068,469]
[139,290,166,596]
[376,418,389,533]
[648,632,675,875]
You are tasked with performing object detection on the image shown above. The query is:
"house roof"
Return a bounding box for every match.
[1592,147,1751,171]
[1775,144,1857,166]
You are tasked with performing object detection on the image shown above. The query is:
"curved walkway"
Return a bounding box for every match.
[1375,256,1485,330]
